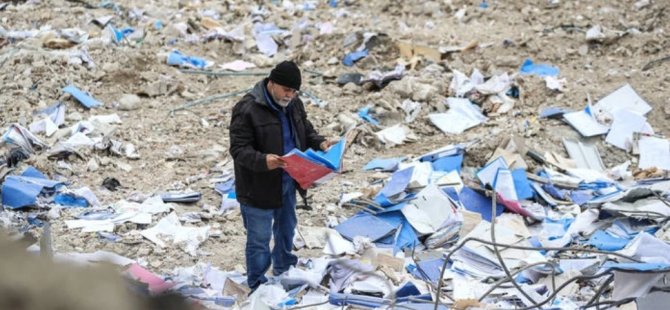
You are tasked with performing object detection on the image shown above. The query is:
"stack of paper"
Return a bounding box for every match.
[2,124,48,154]
[400,183,459,235]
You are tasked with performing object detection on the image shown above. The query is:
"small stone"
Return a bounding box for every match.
[412,82,437,102]
[118,94,141,111]
[150,259,163,268]
[137,247,153,256]
[87,158,99,172]
[115,161,133,172]
[67,111,83,122]
[166,145,184,160]
[342,82,359,94]
[101,62,119,73]
[578,45,589,56]
[99,157,112,166]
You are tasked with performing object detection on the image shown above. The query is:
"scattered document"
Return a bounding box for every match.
[594,84,652,116]
[638,137,670,170]
[605,109,653,151]
[563,110,609,137]
[429,98,487,134]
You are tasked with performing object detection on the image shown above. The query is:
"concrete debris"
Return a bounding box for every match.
[117,94,142,111]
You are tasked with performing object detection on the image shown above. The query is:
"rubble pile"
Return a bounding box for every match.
[1,0,670,309]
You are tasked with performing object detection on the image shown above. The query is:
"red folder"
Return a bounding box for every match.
[282,152,336,190]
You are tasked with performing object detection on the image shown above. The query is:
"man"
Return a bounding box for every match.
[229,60,333,291]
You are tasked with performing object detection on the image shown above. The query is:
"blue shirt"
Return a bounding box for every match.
[263,83,296,185]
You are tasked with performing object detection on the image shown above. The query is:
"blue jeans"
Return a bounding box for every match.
[241,180,298,290]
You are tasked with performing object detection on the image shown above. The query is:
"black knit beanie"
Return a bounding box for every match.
[269,60,301,91]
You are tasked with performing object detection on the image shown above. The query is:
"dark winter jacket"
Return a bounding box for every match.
[229,79,325,209]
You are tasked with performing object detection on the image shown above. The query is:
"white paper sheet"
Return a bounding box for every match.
[638,137,670,170]
[407,161,433,189]
[476,156,508,186]
[2,124,48,153]
[619,232,670,263]
[493,168,518,201]
[606,109,652,150]
[545,76,567,91]
[64,219,115,232]
[89,114,122,124]
[563,110,609,137]
[29,117,58,137]
[429,98,487,134]
[594,84,652,116]
[141,212,210,256]
[220,60,256,71]
[415,184,457,229]
[63,131,95,147]
[474,73,511,95]
[323,230,355,256]
[375,124,415,147]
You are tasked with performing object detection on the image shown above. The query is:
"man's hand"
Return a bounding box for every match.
[266,154,286,170]
[320,139,339,151]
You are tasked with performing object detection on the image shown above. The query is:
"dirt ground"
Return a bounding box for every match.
[0,0,669,306]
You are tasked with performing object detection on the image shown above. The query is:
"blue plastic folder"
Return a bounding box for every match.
[376,210,420,253]
[519,58,560,77]
[588,230,631,251]
[431,153,464,173]
[63,85,102,108]
[1,167,63,209]
[364,157,404,172]
[458,187,504,222]
[167,50,209,69]
[282,138,346,189]
[335,212,397,242]
[342,50,368,67]
[378,166,413,198]
[304,138,346,171]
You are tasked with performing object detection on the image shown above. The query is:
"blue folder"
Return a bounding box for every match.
[335,212,397,242]
[63,85,102,108]
[458,187,504,222]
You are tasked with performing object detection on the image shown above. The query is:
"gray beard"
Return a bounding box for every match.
[277,100,290,108]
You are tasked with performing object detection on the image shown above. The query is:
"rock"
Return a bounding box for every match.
[342,82,359,94]
[150,259,163,268]
[115,161,133,172]
[99,156,112,166]
[87,158,99,172]
[412,82,438,102]
[67,111,83,122]
[52,127,73,141]
[101,62,119,73]
[388,77,414,98]
[166,145,184,160]
[634,0,650,10]
[248,54,274,68]
[118,94,141,111]
[495,55,519,67]
[137,247,153,256]
[388,77,438,102]
[578,45,589,56]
